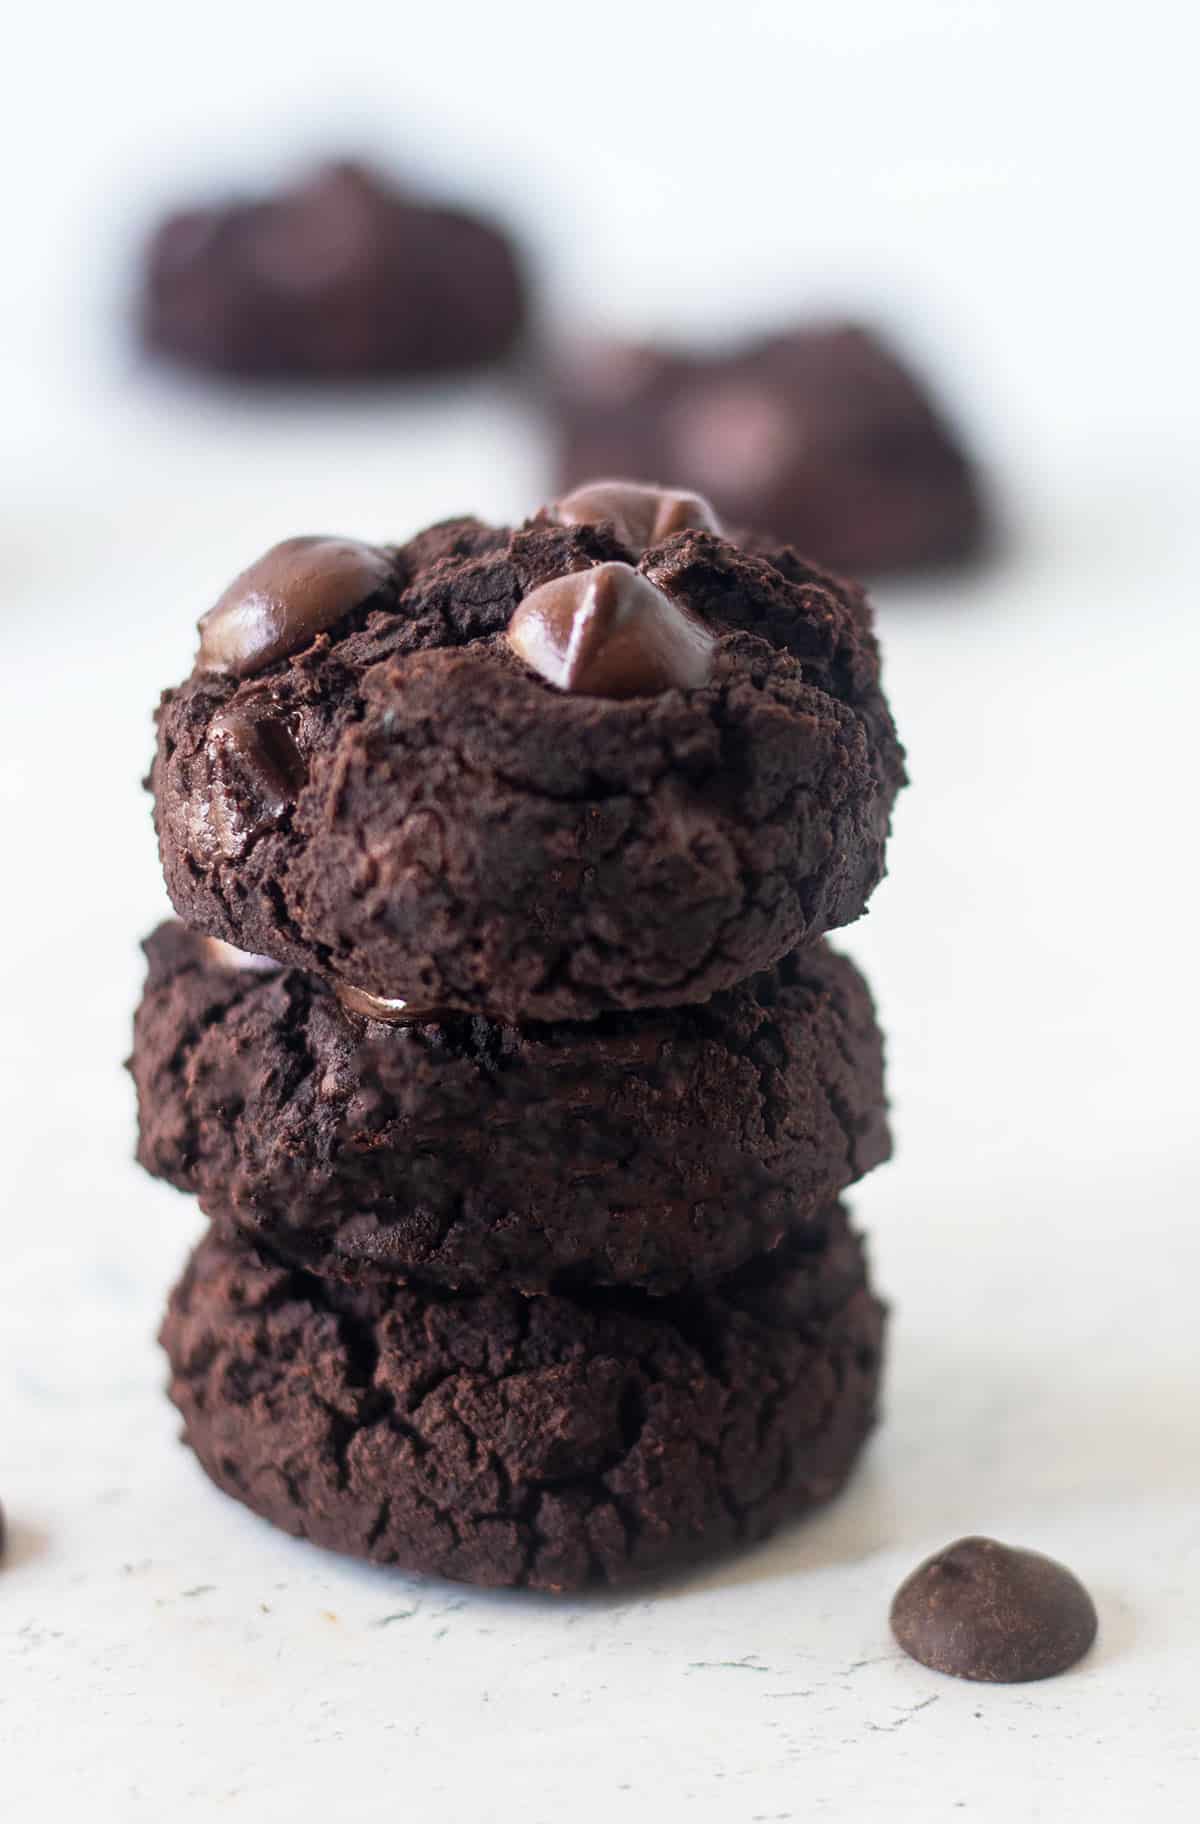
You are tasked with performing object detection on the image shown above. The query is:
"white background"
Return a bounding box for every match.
[2,3,1198,1818]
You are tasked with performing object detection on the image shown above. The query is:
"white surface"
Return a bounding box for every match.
[3,3,1199,1818]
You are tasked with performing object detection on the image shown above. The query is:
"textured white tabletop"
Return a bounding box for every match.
[3,4,1199,1818]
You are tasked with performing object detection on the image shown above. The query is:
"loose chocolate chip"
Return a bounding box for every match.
[507,561,716,699]
[890,1536,1098,1683]
[198,535,391,678]
[554,479,722,553]
[334,982,438,1025]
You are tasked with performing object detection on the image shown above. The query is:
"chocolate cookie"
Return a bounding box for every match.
[554,325,986,576]
[150,497,905,1023]
[140,160,527,379]
[160,1209,885,1591]
[131,921,889,1293]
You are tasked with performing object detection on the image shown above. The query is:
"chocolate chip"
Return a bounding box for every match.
[194,705,308,859]
[211,705,307,800]
[507,561,716,698]
[554,479,722,553]
[890,1536,1098,1683]
[335,982,439,1025]
[198,535,391,678]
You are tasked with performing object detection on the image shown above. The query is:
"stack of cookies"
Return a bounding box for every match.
[131,481,906,1592]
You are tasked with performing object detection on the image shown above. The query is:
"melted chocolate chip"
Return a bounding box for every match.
[196,706,307,859]
[507,562,716,698]
[890,1537,1098,1683]
[554,479,722,553]
[198,535,391,678]
[335,982,439,1025]
[211,706,306,799]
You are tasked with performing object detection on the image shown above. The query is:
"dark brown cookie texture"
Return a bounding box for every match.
[554,325,986,577]
[141,159,527,380]
[160,1208,885,1591]
[130,922,890,1293]
[150,502,905,1023]
[890,1537,1099,1682]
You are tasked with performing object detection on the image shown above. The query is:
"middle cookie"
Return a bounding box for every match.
[131,922,889,1293]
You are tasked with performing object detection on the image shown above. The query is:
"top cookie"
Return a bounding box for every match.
[151,484,905,1023]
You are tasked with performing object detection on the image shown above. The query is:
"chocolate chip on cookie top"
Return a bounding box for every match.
[198,535,392,678]
[507,561,716,697]
[553,480,723,553]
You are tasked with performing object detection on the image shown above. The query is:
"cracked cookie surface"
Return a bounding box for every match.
[160,1208,885,1591]
[150,514,905,1023]
[131,922,890,1293]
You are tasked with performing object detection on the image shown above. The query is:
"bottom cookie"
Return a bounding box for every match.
[161,1209,885,1592]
